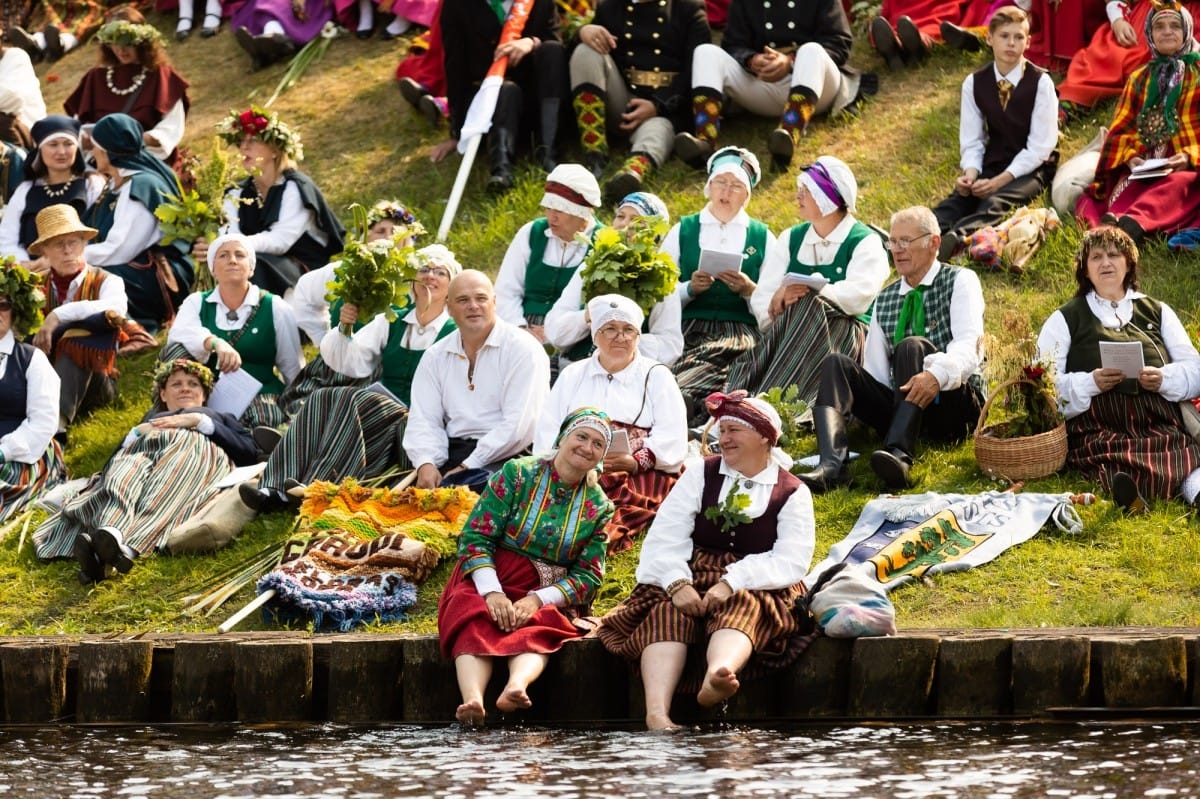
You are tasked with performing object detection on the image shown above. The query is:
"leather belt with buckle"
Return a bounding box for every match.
[624,68,678,89]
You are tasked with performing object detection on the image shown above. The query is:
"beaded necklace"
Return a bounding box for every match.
[105,66,148,96]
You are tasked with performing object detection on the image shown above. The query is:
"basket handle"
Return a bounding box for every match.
[973,377,1045,437]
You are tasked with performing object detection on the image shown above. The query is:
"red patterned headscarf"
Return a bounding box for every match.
[704,390,781,446]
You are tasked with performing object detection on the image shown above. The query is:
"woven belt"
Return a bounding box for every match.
[625,68,678,89]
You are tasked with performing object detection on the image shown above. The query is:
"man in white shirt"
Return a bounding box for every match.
[405,270,551,493]
[798,206,986,493]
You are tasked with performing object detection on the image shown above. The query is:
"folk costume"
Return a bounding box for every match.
[660,147,774,425]
[84,113,193,329]
[1077,2,1200,240]
[1037,291,1200,501]
[231,0,356,68]
[437,447,614,660]
[0,115,105,263]
[568,0,710,201]
[537,294,688,554]
[598,393,817,692]
[1024,0,1110,73]
[543,276,684,368]
[725,157,889,408]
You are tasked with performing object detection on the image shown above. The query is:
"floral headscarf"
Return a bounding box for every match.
[553,407,613,451]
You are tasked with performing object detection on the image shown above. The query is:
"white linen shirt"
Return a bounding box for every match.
[534,353,688,470]
[0,48,46,129]
[84,169,167,268]
[404,319,550,471]
[321,306,451,379]
[634,458,815,592]
[288,262,337,345]
[0,175,106,262]
[0,331,59,464]
[167,289,304,384]
[46,266,129,324]
[1036,290,1200,419]
[494,217,598,327]
[660,206,777,307]
[862,262,985,391]
[542,270,684,367]
[144,100,187,162]
[220,179,324,255]
[959,61,1059,180]
[751,215,890,331]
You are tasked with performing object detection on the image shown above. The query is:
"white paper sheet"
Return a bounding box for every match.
[1099,341,1145,378]
[783,272,830,290]
[207,369,264,418]
[214,462,266,489]
[697,249,744,275]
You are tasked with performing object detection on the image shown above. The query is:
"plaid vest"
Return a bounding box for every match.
[872,265,960,357]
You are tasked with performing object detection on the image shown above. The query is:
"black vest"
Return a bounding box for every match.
[19,178,89,250]
[0,342,34,439]
[972,62,1045,177]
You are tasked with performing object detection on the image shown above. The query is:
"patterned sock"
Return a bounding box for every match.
[622,153,654,179]
[572,85,608,156]
[780,86,817,138]
[692,87,723,142]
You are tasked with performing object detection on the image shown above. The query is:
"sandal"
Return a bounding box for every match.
[201,12,222,38]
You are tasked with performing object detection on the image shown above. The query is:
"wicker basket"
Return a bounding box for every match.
[973,378,1067,481]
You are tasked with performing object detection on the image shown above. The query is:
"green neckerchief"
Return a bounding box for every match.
[894,284,928,345]
[489,0,507,23]
[1142,52,1200,137]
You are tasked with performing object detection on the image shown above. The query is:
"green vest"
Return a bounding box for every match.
[380,313,457,406]
[1060,295,1167,393]
[677,213,768,325]
[786,220,877,323]
[200,289,283,394]
[522,219,602,319]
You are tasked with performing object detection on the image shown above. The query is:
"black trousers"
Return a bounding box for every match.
[815,337,983,444]
[489,41,568,147]
[933,162,1055,237]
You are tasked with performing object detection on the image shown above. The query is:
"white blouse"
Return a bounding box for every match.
[321,306,451,379]
[494,217,598,327]
[0,331,59,465]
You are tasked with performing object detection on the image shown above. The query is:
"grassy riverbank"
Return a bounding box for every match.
[2,12,1198,635]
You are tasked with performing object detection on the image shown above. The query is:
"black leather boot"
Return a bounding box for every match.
[534,98,562,173]
[797,406,852,494]
[870,401,922,490]
[486,127,515,194]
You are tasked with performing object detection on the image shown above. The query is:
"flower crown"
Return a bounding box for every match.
[216,106,304,161]
[0,257,46,338]
[366,200,416,229]
[95,20,164,48]
[150,358,215,402]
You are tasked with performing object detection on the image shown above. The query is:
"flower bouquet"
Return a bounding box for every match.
[577,216,678,316]
[324,204,426,336]
[975,311,1067,481]
[154,138,236,291]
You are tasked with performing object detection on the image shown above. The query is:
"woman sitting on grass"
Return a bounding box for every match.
[438,407,614,727]
[32,359,257,585]
[597,391,815,730]
[1036,225,1200,514]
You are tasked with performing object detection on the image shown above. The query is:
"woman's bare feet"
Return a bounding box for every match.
[645,712,683,731]
[496,685,533,713]
[697,666,740,707]
[455,700,486,726]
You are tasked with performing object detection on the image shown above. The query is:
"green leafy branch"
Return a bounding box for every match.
[703,484,752,533]
[578,217,678,316]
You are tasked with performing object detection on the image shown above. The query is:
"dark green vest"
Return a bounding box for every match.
[380,314,457,406]
[786,220,876,323]
[677,213,768,325]
[523,219,602,319]
[1060,295,1167,393]
[200,289,283,394]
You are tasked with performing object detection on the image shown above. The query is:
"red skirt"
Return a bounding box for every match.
[1057,1,1156,107]
[1025,0,1108,73]
[394,0,446,95]
[437,548,582,660]
[1077,170,1200,236]
[880,0,978,42]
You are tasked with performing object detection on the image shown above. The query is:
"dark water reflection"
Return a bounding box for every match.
[1,721,1197,798]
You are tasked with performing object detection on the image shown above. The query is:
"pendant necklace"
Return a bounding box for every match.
[43,178,75,198]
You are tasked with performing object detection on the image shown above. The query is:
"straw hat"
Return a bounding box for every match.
[28,204,98,256]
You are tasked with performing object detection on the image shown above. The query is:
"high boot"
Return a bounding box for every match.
[870,401,922,490]
[533,98,562,173]
[797,406,852,494]
[486,126,516,193]
[572,84,608,177]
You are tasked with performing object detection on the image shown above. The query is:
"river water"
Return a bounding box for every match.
[1,721,1197,798]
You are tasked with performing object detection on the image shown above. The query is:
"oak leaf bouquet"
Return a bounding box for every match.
[577,216,678,316]
[324,204,426,336]
[154,138,237,291]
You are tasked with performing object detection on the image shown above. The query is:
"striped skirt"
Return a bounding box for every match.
[33,429,232,559]
[159,341,288,431]
[260,386,408,493]
[277,355,373,419]
[1067,390,1200,500]
[671,319,760,425]
[0,442,66,524]
[596,549,814,692]
[724,294,867,407]
[599,467,679,555]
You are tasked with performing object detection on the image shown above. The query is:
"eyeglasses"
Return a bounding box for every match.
[0,301,12,312]
[884,233,934,252]
[598,326,638,341]
[709,179,747,193]
[417,266,451,278]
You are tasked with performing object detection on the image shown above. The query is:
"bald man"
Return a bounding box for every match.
[404,270,551,492]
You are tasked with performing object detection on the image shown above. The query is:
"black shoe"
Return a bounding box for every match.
[398,77,426,108]
[938,230,961,262]
[583,152,608,180]
[253,425,282,457]
[604,169,642,207]
[767,127,797,171]
[417,94,444,127]
[91,527,135,574]
[1115,215,1146,245]
[234,26,263,69]
[870,448,913,490]
[1100,212,1119,226]
[674,132,713,169]
[5,26,42,61]
[43,24,62,62]
[201,13,222,37]
[871,16,904,72]
[283,478,306,508]
[941,20,982,52]
[176,17,193,41]
[844,72,880,118]
[356,28,373,40]
[73,533,105,586]
[896,16,928,65]
[239,481,287,513]
[256,32,297,66]
[1111,471,1149,515]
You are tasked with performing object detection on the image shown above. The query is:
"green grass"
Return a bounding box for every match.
[4,13,1199,635]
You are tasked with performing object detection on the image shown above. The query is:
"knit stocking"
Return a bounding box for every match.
[621,152,654,180]
[572,84,608,156]
[780,85,817,138]
[691,87,723,142]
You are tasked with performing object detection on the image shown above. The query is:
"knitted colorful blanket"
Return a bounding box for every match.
[257,480,477,631]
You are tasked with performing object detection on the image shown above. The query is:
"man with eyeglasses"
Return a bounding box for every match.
[798,206,986,493]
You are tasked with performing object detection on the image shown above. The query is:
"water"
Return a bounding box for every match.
[1,721,1197,798]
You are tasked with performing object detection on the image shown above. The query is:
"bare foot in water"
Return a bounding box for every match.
[455,700,486,726]
[697,666,740,707]
[646,712,683,731]
[496,686,533,713]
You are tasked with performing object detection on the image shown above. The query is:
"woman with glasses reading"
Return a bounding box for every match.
[660,146,775,425]
[239,244,462,513]
[725,156,889,409]
[535,294,688,554]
